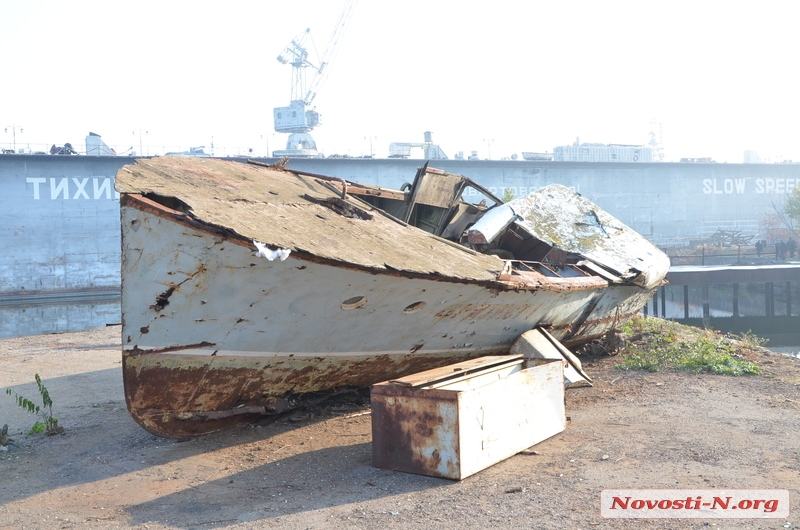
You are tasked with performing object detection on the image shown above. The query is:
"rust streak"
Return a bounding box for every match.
[128,341,216,355]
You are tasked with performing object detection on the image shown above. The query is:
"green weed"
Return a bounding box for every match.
[616,317,761,376]
[5,374,63,435]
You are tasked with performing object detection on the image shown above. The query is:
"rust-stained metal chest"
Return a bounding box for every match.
[371,355,566,480]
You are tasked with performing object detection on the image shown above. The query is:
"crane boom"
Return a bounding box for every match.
[304,0,357,106]
[272,0,357,157]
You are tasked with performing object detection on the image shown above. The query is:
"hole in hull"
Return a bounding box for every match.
[341,296,367,310]
[403,301,427,314]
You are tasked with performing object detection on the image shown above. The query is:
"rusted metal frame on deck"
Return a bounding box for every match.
[578,259,625,283]
[510,260,614,288]
[322,180,407,201]
[459,175,505,205]
[312,179,411,229]
[414,169,504,210]
[507,269,608,291]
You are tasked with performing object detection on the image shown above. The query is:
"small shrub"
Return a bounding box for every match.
[5,374,63,435]
[616,317,761,376]
[737,330,769,349]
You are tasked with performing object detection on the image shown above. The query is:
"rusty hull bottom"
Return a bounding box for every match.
[123,350,495,439]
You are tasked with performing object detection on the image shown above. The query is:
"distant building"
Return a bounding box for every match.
[553,141,652,162]
[388,131,447,160]
[521,152,553,161]
[679,157,715,163]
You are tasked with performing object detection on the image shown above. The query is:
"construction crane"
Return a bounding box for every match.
[273,0,357,157]
[649,120,665,162]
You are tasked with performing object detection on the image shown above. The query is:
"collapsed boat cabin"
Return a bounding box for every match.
[312,161,667,292]
[115,157,669,438]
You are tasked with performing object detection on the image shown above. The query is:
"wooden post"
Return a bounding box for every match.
[766,282,774,317]
[652,288,659,317]
[787,281,792,316]
[683,285,689,320]
[732,283,739,318]
[660,286,666,318]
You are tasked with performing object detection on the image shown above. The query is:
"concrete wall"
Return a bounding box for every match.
[2,154,799,296]
[0,155,127,294]
[285,158,800,246]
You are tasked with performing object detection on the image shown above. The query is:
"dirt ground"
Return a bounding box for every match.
[1,325,799,530]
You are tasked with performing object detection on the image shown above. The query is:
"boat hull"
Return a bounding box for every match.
[121,202,652,438]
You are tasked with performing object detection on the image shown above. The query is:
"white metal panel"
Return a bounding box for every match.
[456,361,565,479]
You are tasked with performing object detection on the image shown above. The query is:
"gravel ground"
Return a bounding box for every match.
[1,325,799,529]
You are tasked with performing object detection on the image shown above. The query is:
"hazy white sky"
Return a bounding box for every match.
[1,0,798,162]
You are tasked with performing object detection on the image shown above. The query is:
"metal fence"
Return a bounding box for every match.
[666,244,797,266]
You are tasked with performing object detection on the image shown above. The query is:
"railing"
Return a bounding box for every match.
[644,264,800,344]
[666,245,797,266]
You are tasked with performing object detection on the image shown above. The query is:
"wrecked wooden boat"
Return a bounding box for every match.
[116,157,669,438]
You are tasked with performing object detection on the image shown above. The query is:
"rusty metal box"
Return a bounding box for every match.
[371,355,565,480]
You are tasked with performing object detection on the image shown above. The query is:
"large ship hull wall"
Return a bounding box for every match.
[3,154,797,297]
[1,155,123,295]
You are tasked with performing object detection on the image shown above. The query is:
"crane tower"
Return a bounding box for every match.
[273,0,357,157]
[649,120,665,162]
